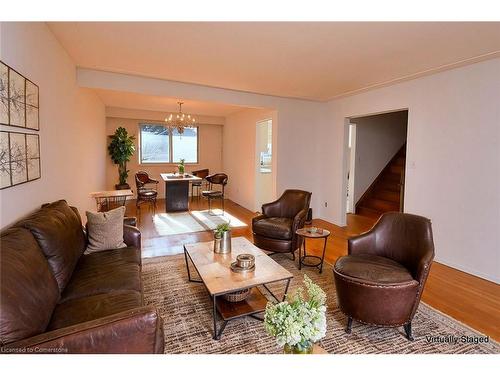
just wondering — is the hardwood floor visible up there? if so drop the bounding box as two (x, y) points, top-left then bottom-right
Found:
(126, 198), (500, 342)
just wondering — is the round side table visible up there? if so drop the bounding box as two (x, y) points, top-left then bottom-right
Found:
(295, 227), (331, 274)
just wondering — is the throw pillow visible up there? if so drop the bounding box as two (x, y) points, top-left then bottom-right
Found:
(85, 206), (127, 253)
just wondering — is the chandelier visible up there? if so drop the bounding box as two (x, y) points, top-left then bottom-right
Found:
(164, 101), (196, 134)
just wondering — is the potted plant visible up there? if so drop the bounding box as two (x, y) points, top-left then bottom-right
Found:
(178, 158), (185, 175)
(108, 127), (135, 190)
(213, 223), (231, 253)
(264, 275), (327, 354)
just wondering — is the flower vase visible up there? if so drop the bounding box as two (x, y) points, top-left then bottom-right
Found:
(219, 230), (232, 253)
(283, 340), (313, 354)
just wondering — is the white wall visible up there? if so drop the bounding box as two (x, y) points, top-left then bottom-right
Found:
(223, 108), (276, 211)
(351, 111), (407, 204)
(106, 110), (223, 198)
(0, 23), (106, 227)
(322, 58), (500, 283)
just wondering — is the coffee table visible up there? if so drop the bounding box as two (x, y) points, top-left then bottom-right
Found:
(183, 237), (293, 340)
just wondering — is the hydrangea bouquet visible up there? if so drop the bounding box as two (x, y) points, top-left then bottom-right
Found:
(264, 275), (327, 354)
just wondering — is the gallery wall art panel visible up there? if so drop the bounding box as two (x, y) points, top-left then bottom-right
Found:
(0, 131), (41, 189)
(0, 60), (39, 130)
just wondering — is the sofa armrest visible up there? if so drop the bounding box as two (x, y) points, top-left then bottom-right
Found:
(123, 225), (141, 250)
(124, 216), (137, 227)
(4, 307), (164, 354)
(348, 230), (376, 255)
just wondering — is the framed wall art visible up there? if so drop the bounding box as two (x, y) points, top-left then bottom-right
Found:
(0, 60), (39, 130)
(0, 131), (41, 189)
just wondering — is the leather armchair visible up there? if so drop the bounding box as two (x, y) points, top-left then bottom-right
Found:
(333, 212), (435, 340)
(252, 189), (312, 259)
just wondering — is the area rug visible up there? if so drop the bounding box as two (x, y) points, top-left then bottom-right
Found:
(152, 209), (247, 236)
(142, 253), (499, 354)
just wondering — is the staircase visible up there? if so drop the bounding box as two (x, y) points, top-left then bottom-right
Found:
(355, 144), (406, 219)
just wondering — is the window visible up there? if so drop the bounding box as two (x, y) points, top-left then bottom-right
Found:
(140, 125), (170, 163)
(172, 127), (198, 163)
(139, 124), (198, 164)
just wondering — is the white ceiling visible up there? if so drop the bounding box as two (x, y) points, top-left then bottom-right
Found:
(49, 22), (500, 101)
(93, 89), (244, 116)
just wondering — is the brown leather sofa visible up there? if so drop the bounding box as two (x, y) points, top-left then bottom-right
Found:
(252, 189), (312, 259)
(0, 200), (164, 353)
(333, 212), (435, 340)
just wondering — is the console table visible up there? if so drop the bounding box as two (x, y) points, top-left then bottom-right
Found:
(90, 189), (133, 212)
(160, 173), (202, 212)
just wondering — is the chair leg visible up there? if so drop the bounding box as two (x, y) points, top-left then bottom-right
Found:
(345, 316), (353, 334)
(404, 322), (414, 341)
(291, 250), (295, 261)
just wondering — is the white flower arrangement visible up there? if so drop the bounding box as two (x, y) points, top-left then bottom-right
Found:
(264, 275), (327, 348)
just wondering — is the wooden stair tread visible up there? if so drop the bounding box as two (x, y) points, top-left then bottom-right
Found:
(357, 206), (383, 219)
(365, 198), (399, 212)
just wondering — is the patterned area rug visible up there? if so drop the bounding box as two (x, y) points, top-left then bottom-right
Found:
(142, 253), (499, 354)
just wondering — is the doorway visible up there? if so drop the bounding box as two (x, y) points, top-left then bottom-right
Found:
(344, 110), (408, 221)
(255, 119), (273, 211)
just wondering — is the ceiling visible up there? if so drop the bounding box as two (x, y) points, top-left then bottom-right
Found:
(94, 89), (244, 117)
(49, 22), (500, 101)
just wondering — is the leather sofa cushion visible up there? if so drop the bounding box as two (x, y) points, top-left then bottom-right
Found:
(252, 217), (293, 240)
(16, 200), (86, 292)
(47, 291), (143, 331)
(334, 254), (416, 285)
(0, 227), (60, 345)
(60, 248), (142, 303)
(78, 246), (141, 269)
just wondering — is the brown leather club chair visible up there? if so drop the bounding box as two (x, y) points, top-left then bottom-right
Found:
(333, 212), (435, 341)
(252, 189), (312, 259)
(135, 171), (159, 214)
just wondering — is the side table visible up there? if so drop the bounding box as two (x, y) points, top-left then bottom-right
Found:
(295, 227), (331, 274)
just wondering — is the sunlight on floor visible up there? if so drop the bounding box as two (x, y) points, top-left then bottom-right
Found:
(191, 209), (247, 229)
(152, 209), (247, 236)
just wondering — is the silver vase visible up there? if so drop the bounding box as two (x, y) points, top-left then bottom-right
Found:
(219, 230), (232, 253)
(213, 236), (222, 252)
